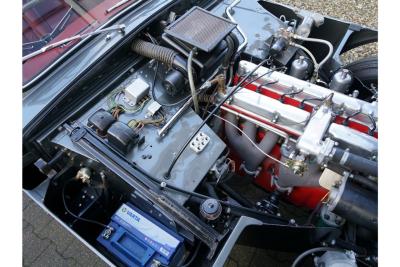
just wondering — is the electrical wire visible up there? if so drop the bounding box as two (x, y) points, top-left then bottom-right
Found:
(201, 86), (219, 120)
(127, 113), (165, 128)
(299, 96), (326, 109)
(200, 73), (226, 119)
(149, 60), (192, 107)
(356, 257), (374, 267)
(180, 242), (201, 267)
(142, 33), (185, 108)
(291, 247), (345, 267)
(305, 191), (330, 225)
(62, 179), (112, 229)
(144, 32), (194, 108)
(279, 88), (304, 102)
(366, 114), (377, 134)
(255, 80), (279, 93)
(241, 66), (287, 89)
(352, 74), (377, 96)
(106, 87), (150, 114)
(164, 58), (271, 178)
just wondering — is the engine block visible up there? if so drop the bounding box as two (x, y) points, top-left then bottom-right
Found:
(222, 60), (378, 208)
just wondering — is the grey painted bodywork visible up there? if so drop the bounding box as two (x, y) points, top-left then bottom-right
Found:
(23, 0), (175, 129)
(212, 216), (263, 267)
(211, 0), (286, 60)
(52, 62), (226, 204)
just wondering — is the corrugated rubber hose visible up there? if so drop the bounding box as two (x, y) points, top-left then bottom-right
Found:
(131, 39), (189, 77)
(131, 39), (177, 68)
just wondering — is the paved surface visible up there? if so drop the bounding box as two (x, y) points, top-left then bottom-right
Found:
(23, 193), (108, 267)
(23, 1), (377, 266)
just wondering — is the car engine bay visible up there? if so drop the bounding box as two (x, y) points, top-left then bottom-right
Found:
(23, 1), (378, 266)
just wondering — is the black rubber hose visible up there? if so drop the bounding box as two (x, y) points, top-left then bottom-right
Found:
(331, 148), (378, 177)
(351, 174), (377, 192)
(218, 183), (254, 208)
(180, 241), (201, 267)
(222, 35), (235, 69)
(332, 180), (377, 231)
(131, 39), (188, 76)
(204, 183), (219, 200)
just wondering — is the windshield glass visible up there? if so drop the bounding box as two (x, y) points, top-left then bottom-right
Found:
(23, 0), (136, 85)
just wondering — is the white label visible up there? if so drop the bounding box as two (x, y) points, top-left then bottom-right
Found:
(115, 204), (180, 257)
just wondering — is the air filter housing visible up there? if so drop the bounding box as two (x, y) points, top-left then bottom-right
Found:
(165, 6), (237, 52)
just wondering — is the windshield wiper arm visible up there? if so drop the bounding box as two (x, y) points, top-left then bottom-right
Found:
(22, 24), (126, 62)
(106, 0), (132, 14)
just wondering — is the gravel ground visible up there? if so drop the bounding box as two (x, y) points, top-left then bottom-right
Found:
(23, 1), (377, 266)
(276, 0), (378, 63)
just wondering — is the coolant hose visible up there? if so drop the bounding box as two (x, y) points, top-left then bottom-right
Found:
(131, 39), (188, 76)
(351, 174), (377, 192)
(222, 35), (236, 70)
(331, 148), (378, 177)
(225, 113), (279, 174)
(218, 183), (254, 208)
(330, 180), (377, 231)
(204, 183), (219, 200)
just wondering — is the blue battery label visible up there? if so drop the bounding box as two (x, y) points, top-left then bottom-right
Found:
(113, 204), (180, 259)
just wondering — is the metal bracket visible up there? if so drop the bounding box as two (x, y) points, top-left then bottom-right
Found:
(70, 127), (87, 142)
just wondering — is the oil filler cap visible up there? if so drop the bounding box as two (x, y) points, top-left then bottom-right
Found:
(200, 198), (222, 221)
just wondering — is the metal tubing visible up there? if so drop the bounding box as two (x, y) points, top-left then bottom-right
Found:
(293, 34), (334, 72)
(161, 33), (204, 68)
(188, 50), (200, 113)
(157, 97), (193, 137)
(221, 105), (290, 144)
(225, 0), (247, 52)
